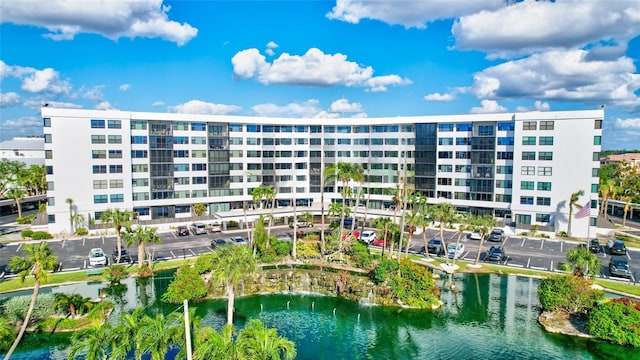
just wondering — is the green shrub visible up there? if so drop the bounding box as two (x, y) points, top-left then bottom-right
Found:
(162, 265), (207, 303)
(557, 231), (568, 237)
(227, 220), (239, 229)
(31, 231), (53, 240)
(272, 239), (292, 256)
(348, 241), (373, 269)
(2, 294), (58, 323)
(587, 298), (640, 347)
(104, 265), (127, 283)
(373, 258), (399, 283)
(20, 229), (33, 239)
(388, 259), (439, 308)
(557, 262), (572, 272)
(75, 227), (88, 236)
(194, 253), (215, 274)
(16, 216), (33, 225)
(0, 316), (15, 352)
(538, 275), (603, 314)
(295, 241), (320, 260)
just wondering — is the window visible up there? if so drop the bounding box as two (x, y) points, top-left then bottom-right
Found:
(537, 182), (552, 191)
(338, 138), (351, 145)
(522, 136), (536, 145)
(107, 119), (121, 129)
(92, 150), (106, 159)
(593, 136), (601, 145)
(91, 119), (105, 128)
(521, 166), (535, 175)
(110, 179), (123, 188)
(110, 194), (124, 203)
(496, 180), (512, 189)
(43, 117), (51, 127)
(496, 165), (513, 174)
(109, 150), (122, 159)
(132, 164), (148, 173)
(520, 196), (534, 205)
(438, 164), (453, 172)
(497, 137), (514, 145)
(538, 152), (553, 161)
(44, 134), (52, 143)
(192, 136), (206, 145)
(594, 119), (602, 129)
(93, 165), (107, 174)
(495, 194), (512, 203)
(47, 181), (54, 191)
(191, 122), (206, 131)
(455, 165), (471, 173)
(228, 123), (242, 132)
(592, 152), (600, 161)
(536, 197), (551, 206)
(247, 150), (261, 157)
(438, 151), (453, 159)
(192, 150), (206, 158)
(324, 139), (335, 145)
(539, 121), (554, 130)
(192, 176), (207, 184)
(539, 136), (554, 145)
(174, 177), (189, 185)
(277, 151), (292, 158)
(131, 121), (147, 130)
(438, 123), (454, 132)
(521, 181), (534, 190)
(455, 178), (471, 187)
(384, 151), (398, 157)
(246, 124), (261, 132)
(131, 150), (148, 158)
(336, 126), (351, 133)
(456, 151), (471, 159)
(132, 178), (149, 187)
(94, 195), (108, 204)
(133, 192), (150, 201)
(591, 183), (599, 193)
(477, 125), (494, 136)
(173, 150), (189, 158)
(93, 180), (108, 189)
(437, 178), (452, 186)
(497, 122), (514, 131)
(46, 165), (53, 175)
(523, 121), (537, 130)
(310, 138), (321, 145)
(174, 164), (189, 171)
(173, 136), (189, 144)
(456, 123), (472, 131)
(385, 138), (399, 145)
(48, 197), (55, 206)
(496, 152), (513, 160)
(522, 152), (536, 160)
(592, 168), (599, 177)
(536, 213), (550, 223)
(537, 167), (552, 176)
(108, 135), (122, 144)
(109, 165), (123, 173)
(91, 135), (106, 144)
(591, 199), (598, 210)
(438, 138), (453, 145)
(131, 136), (147, 144)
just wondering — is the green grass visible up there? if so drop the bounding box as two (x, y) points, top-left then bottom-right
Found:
(614, 232), (640, 248)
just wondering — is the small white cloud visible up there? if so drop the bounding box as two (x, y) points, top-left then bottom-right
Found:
(95, 101), (116, 110)
(265, 41), (278, 56)
(329, 98), (364, 113)
(470, 100), (507, 114)
(252, 99), (325, 118)
(82, 85), (104, 101)
(351, 112), (368, 118)
(0, 92), (21, 107)
(23, 98), (82, 110)
(0, 0), (198, 45)
(614, 118), (640, 129)
(119, 83), (131, 91)
(21, 67), (71, 94)
(1, 116), (41, 128)
(152, 100), (165, 107)
(423, 92), (455, 101)
(515, 101), (551, 112)
(169, 100), (241, 115)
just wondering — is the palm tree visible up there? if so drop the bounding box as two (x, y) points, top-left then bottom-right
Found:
(193, 203), (207, 217)
(66, 198), (74, 234)
(237, 319), (297, 360)
(374, 217), (392, 257)
(137, 312), (181, 360)
(567, 190), (585, 237)
(111, 307), (145, 360)
(264, 185), (276, 238)
(429, 203), (457, 264)
(72, 213), (86, 231)
(403, 206), (422, 259)
(472, 214), (496, 266)
(599, 178), (616, 216)
(193, 325), (236, 360)
(67, 322), (114, 360)
(0, 317), (15, 354)
(122, 226), (162, 267)
(453, 212), (471, 261)
(101, 208), (134, 264)
(566, 246), (601, 277)
(4, 242), (59, 360)
(348, 164), (364, 233)
(6, 187), (25, 219)
(210, 245), (256, 325)
(54, 293), (93, 317)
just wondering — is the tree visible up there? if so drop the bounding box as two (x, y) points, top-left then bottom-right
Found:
(566, 246), (601, 277)
(210, 245), (257, 325)
(472, 214), (496, 266)
(122, 226), (162, 268)
(137, 312), (181, 360)
(374, 217), (393, 257)
(538, 275), (602, 314)
(162, 264), (208, 303)
(66, 198), (75, 234)
(6, 187), (25, 219)
(101, 208), (134, 264)
(403, 206), (422, 259)
(429, 203), (457, 263)
(599, 178), (617, 216)
(111, 307), (145, 360)
(193, 203), (207, 217)
(237, 319), (297, 360)
(193, 325), (236, 360)
(54, 293), (93, 317)
(0, 159), (23, 199)
(0, 317), (15, 354)
(567, 190), (585, 237)
(4, 242), (59, 360)
(67, 322), (114, 360)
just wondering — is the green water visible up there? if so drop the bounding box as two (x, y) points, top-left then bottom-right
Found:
(5, 273), (640, 359)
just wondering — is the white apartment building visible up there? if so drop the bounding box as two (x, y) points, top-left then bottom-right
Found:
(41, 108), (603, 237)
(0, 136), (45, 166)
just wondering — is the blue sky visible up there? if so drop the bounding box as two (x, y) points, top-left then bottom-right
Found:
(1, 0), (639, 150)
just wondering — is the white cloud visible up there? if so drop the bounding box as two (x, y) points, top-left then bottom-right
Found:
(21, 67), (72, 94)
(515, 101), (551, 112)
(119, 83), (131, 91)
(423, 92), (455, 101)
(152, 100), (165, 107)
(0, 116), (41, 128)
(471, 49), (640, 109)
(326, 0), (504, 29)
(169, 100), (241, 115)
(265, 41), (279, 56)
(95, 101), (116, 110)
(0, 92), (21, 107)
(23, 98), (82, 110)
(232, 47), (411, 92)
(0, 0), (198, 45)
(252, 99), (325, 118)
(82, 85), (104, 101)
(470, 100), (507, 114)
(453, 1), (640, 57)
(614, 118), (640, 129)
(329, 98), (363, 113)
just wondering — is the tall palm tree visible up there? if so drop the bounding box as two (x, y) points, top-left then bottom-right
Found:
(348, 164), (365, 233)
(374, 217), (392, 257)
(111, 307), (146, 360)
(264, 185), (276, 239)
(567, 190), (585, 237)
(6, 187), (25, 219)
(429, 203), (457, 264)
(622, 195), (633, 227)
(237, 319), (297, 360)
(137, 312), (181, 360)
(210, 245), (256, 325)
(4, 242), (58, 360)
(122, 226), (162, 267)
(472, 214), (496, 266)
(193, 325), (236, 360)
(67, 322), (114, 360)
(403, 206), (422, 259)
(599, 178), (616, 216)
(101, 208), (134, 264)
(453, 212), (471, 262)
(66, 198), (74, 234)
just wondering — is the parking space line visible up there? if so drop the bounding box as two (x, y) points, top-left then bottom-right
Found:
(531, 266), (547, 271)
(170, 250), (176, 258)
(82, 238), (85, 247)
(509, 263), (524, 268)
(526, 258), (531, 268)
(83, 260), (86, 269)
(550, 261), (554, 272)
(521, 238), (526, 247)
(560, 242), (563, 252)
(61, 239), (66, 248)
(16, 243), (22, 252)
(627, 252), (632, 260)
(540, 240), (544, 250)
(189, 249), (197, 256)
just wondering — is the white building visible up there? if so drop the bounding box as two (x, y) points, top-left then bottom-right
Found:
(41, 107), (603, 237)
(0, 136), (45, 166)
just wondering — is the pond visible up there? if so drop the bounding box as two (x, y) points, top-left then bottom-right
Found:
(3, 271), (640, 360)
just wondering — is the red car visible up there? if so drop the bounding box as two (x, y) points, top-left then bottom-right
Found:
(371, 238), (390, 248)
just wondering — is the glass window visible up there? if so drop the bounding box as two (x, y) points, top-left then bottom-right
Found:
(192, 136), (207, 145)
(109, 165), (123, 173)
(539, 136), (554, 145)
(338, 138), (351, 145)
(110, 179), (123, 188)
(229, 123), (243, 132)
(107, 119), (121, 129)
(592, 152), (600, 161)
(246, 124), (261, 132)
(539, 121), (554, 130)
(591, 183), (599, 193)
(522, 136), (536, 145)
(48, 197), (55, 206)
(438, 123), (454, 132)
(594, 119), (602, 129)
(110, 194), (124, 203)
(497, 122), (514, 131)
(438, 164), (453, 172)
(520, 181), (534, 190)
(191, 122), (206, 131)
(536, 197), (551, 206)
(44, 134), (52, 143)
(92, 150), (106, 159)
(109, 150), (122, 159)
(438, 151), (453, 159)
(538, 152), (553, 161)
(91, 119), (105, 128)
(523, 121), (537, 130)
(91, 135), (106, 144)
(478, 125), (494, 136)
(455, 123), (472, 131)
(173, 136), (189, 144)
(497, 137), (514, 145)
(456, 137), (470, 145)
(132, 178), (149, 187)
(496, 152), (513, 160)
(94, 195), (108, 204)
(537, 182), (552, 191)
(131, 121), (147, 130)
(536, 213), (550, 222)
(592, 168), (599, 177)
(537, 167), (552, 176)
(192, 176), (207, 184)
(92, 165), (107, 174)
(132, 164), (149, 173)
(43, 118), (51, 127)
(496, 165), (513, 174)
(247, 137), (260, 145)
(520, 196), (534, 205)
(521, 166), (535, 175)
(131, 136), (147, 144)
(93, 180), (108, 189)
(438, 137), (454, 145)
(522, 152), (536, 160)
(132, 150), (148, 158)
(593, 136), (601, 145)
(108, 135), (122, 144)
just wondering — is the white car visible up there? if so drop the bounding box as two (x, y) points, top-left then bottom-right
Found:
(469, 230), (482, 240)
(191, 222), (207, 235)
(359, 230), (377, 244)
(89, 248), (107, 267)
(448, 244), (465, 259)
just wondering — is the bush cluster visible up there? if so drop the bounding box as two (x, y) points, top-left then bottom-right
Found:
(20, 229), (33, 239)
(587, 298), (640, 347)
(75, 227), (88, 235)
(348, 241), (373, 269)
(538, 275), (603, 314)
(31, 231), (53, 240)
(372, 258), (399, 283)
(16, 215), (35, 225)
(388, 259), (439, 308)
(259, 239), (293, 263)
(2, 294), (58, 324)
(162, 265), (207, 303)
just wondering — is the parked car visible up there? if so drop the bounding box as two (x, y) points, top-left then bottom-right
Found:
(469, 230), (482, 240)
(488, 229), (504, 242)
(589, 238), (601, 253)
(289, 219), (313, 228)
(208, 222), (222, 232)
(191, 222), (207, 235)
(371, 238), (390, 249)
(448, 243), (465, 259)
(211, 238), (228, 248)
(176, 225), (190, 236)
(112, 246), (131, 263)
(230, 236), (248, 246)
(89, 248), (107, 267)
(609, 258), (631, 279)
(359, 231), (377, 244)
(486, 246), (506, 262)
(606, 240), (627, 256)
(427, 238), (444, 256)
(332, 218), (354, 227)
